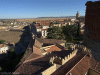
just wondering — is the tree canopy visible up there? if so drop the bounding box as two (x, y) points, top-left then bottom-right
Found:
(77, 23), (81, 38)
(47, 23), (83, 42)
(47, 26), (62, 39)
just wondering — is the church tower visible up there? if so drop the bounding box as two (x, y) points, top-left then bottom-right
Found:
(76, 11), (80, 19)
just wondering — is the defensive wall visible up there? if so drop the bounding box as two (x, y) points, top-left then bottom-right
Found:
(40, 64), (56, 75)
(40, 43), (92, 75)
(49, 49), (78, 65)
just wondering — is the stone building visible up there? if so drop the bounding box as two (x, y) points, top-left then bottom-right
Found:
(0, 44), (9, 54)
(76, 11), (85, 22)
(84, 1), (100, 53)
(76, 11), (80, 19)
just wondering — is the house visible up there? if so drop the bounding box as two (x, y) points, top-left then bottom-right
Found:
(33, 38), (66, 55)
(32, 21), (50, 38)
(71, 18), (76, 22)
(0, 26), (7, 29)
(11, 22), (13, 25)
(53, 22), (62, 27)
(80, 22), (85, 28)
(0, 44), (9, 54)
(0, 22), (3, 25)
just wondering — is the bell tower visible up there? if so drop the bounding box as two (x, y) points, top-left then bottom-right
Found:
(76, 11), (80, 19)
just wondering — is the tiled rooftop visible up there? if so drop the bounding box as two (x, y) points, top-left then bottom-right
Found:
(66, 55), (90, 75)
(33, 45), (43, 56)
(46, 45), (62, 53)
(0, 44), (8, 48)
(95, 62), (100, 72)
(36, 38), (66, 45)
(51, 54), (85, 75)
(14, 50), (72, 75)
(24, 53), (41, 63)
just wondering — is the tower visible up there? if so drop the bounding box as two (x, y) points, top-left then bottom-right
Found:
(84, 1), (100, 53)
(76, 11), (80, 19)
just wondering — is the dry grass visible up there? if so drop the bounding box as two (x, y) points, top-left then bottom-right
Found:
(0, 31), (23, 43)
(17, 18), (67, 23)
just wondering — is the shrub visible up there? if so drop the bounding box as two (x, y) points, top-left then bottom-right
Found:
(10, 48), (14, 52)
(0, 67), (2, 71)
(0, 40), (5, 44)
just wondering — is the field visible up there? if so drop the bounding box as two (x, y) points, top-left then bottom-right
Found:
(0, 31), (23, 43)
(17, 18), (67, 23)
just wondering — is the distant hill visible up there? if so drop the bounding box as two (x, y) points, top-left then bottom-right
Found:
(37, 16), (76, 18)
(0, 16), (85, 20)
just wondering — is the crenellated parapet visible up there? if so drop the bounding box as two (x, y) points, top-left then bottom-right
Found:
(69, 44), (91, 55)
(49, 49), (78, 65)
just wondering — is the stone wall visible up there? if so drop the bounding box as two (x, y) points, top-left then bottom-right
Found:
(84, 1), (100, 53)
(60, 43), (65, 47)
(34, 39), (43, 48)
(49, 49), (78, 65)
(70, 44), (91, 55)
(41, 64), (56, 75)
(70, 43), (100, 61)
(62, 49), (78, 65)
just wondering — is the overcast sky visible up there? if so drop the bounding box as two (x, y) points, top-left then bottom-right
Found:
(0, 0), (99, 19)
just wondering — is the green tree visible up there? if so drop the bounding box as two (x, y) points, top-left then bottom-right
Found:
(47, 26), (62, 39)
(0, 67), (2, 71)
(0, 40), (5, 44)
(77, 23), (81, 38)
(33, 21), (36, 24)
(66, 35), (73, 42)
(49, 22), (54, 27)
(10, 48), (14, 52)
(62, 24), (77, 38)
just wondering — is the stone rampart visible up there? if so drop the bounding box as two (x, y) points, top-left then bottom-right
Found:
(41, 64), (56, 75)
(49, 49), (78, 65)
(69, 44), (91, 54)
(62, 49), (78, 65)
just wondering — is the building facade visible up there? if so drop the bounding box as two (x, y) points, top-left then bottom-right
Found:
(0, 44), (9, 54)
(76, 11), (80, 19)
(84, 1), (100, 53)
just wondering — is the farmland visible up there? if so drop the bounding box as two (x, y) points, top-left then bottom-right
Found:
(0, 31), (23, 43)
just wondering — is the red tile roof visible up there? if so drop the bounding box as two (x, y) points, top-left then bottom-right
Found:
(96, 62), (100, 72)
(14, 50), (72, 75)
(90, 56), (97, 69)
(24, 53), (41, 63)
(42, 29), (48, 30)
(46, 45), (62, 53)
(40, 22), (50, 26)
(66, 55), (90, 75)
(0, 44), (8, 48)
(36, 38), (66, 45)
(51, 54), (85, 75)
(33, 45), (43, 56)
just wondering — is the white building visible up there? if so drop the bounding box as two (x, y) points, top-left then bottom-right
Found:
(0, 44), (9, 54)
(37, 28), (42, 32)
(42, 29), (48, 38)
(71, 19), (76, 22)
(42, 26), (49, 29)
(41, 26), (49, 38)
(13, 25), (18, 28)
(11, 22), (14, 25)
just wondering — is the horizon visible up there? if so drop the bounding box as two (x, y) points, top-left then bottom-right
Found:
(0, 15), (85, 19)
(0, 0), (98, 19)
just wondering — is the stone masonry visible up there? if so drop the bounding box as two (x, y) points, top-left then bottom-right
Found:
(84, 1), (100, 61)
